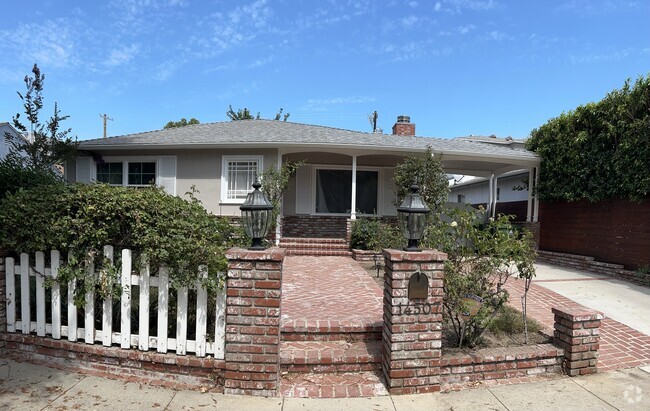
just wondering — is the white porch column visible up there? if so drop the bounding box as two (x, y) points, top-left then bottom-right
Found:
(492, 175), (499, 219)
(526, 168), (534, 222)
(350, 155), (358, 220)
(275, 150), (282, 245)
(487, 174), (494, 218)
(533, 166), (540, 222)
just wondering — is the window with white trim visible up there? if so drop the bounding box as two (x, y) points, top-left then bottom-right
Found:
(94, 160), (157, 187)
(222, 155), (263, 203)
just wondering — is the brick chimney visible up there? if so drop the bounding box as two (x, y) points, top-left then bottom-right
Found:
(392, 115), (415, 136)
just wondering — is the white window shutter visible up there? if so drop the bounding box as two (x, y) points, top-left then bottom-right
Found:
(76, 157), (92, 183)
(295, 165), (311, 214)
(158, 156), (177, 195)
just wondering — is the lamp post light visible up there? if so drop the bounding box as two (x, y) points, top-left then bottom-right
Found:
(239, 179), (274, 250)
(397, 183), (431, 252)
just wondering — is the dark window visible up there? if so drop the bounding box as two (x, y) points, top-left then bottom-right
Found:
(315, 169), (378, 214)
(128, 162), (156, 186)
(96, 162), (123, 185)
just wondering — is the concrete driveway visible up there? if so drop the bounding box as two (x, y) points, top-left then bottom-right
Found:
(533, 263), (650, 336)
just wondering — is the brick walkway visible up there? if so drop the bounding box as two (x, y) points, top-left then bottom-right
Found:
(504, 278), (650, 371)
(281, 256), (383, 334)
(278, 256), (650, 397)
(279, 256), (386, 398)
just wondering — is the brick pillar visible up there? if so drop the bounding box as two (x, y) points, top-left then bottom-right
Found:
(382, 249), (447, 395)
(521, 222), (540, 250)
(552, 307), (603, 376)
(224, 247), (284, 396)
(0, 256), (6, 350)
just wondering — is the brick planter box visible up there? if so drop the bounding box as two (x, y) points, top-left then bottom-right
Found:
(352, 249), (381, 262)
(1, 333), (226, 391)
(440, 343), (563, 389)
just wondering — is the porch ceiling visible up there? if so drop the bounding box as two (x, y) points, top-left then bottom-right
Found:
(283, 148), (537, 177)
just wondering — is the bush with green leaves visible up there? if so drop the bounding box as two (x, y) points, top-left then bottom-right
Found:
(0, 160), (64, 201)
(350, 217), (402, 251)
(393, 145), (449, 208)
(0, 183), (243, 306)
(527, 74), (650, 202)
(424, 207), (536, 347)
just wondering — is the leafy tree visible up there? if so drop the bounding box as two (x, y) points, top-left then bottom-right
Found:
(527, 74), (650, 202)
(226, 105), (290, 121)
(4, 64), (77, 169)
(393, 146), (449, 209)
(259, 160), (304, 230)
(163, 117), (200, 129)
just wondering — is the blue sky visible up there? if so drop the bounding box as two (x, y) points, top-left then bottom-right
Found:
(1, 0), (648, 140)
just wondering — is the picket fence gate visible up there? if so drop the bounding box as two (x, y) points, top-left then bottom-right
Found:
(4, 246), (226, 359)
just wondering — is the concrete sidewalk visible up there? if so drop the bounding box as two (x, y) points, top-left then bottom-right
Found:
(1, 358), (649, 411)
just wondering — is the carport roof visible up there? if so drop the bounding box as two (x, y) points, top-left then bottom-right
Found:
(78, 120), (539, 175)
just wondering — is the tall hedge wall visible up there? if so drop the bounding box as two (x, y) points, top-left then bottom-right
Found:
(527, 74), (650, 202)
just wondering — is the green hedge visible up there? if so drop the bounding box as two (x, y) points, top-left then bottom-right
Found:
(0, 183), (243, 291)
(527, 74), (650, 202)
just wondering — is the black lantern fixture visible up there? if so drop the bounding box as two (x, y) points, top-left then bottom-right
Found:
(397, 183), (431, 252)
(239, 179), (274, 250)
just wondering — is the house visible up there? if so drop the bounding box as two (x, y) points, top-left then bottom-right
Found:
(0, 122), (24, 160)
(448, 170), (530, 222)
(71, 116), (541, 247)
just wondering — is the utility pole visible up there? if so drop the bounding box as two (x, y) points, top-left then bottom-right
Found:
(99, 113), (113, 138)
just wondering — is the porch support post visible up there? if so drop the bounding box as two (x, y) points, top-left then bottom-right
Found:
(533, 166), (540, 222)
(275, 150), (282, 246)
(526, 168), (534, 222)
(492, 175), (499, 219)
(350, 155), (357, 220)
(487, 174), (494, 218)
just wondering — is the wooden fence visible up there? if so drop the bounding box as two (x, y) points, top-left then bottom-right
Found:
(4, 246), (226, 358)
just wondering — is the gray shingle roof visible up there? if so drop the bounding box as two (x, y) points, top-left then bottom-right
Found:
(79, 120), (537, 160)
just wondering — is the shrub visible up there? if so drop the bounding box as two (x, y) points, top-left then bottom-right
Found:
(0, 160), (64, 201)
(424, 207), (536, 347)
(489, 305), (541, 336)
(0, 183), (243, 305)
(350, 218), (402, 251)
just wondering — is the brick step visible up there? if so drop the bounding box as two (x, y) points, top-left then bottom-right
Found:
(279, 242), (350, 250)
(281, 237), (347, 245)
(285, 249), (353, 257)
(282, 330), (381, 342)
(280, 370), (388, 398)
(280, 340), (382, 373)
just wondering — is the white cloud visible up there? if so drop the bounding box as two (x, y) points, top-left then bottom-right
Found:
(458, 24), (476, 34)
(408, 1), (418, 8)
(0, 18), (80, 69)
(433, 0), (499, 13)
(307, 96), (377, 105)
(105, 44), (140, 67)
(401, 15), (420, 27)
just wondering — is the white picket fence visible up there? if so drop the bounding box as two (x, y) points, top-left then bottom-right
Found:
(4, 246), (226, 359)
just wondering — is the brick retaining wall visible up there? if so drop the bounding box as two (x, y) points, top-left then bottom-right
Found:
(1, 333), (225, 390)
(538, 250), (649, 287)
(440, 343), (563, 388)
